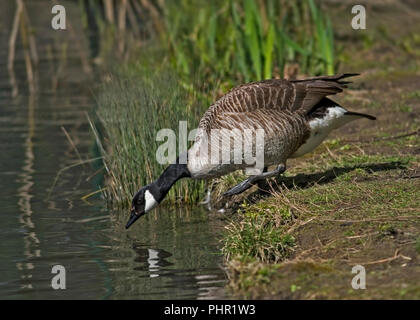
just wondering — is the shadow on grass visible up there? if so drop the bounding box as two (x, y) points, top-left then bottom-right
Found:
(242, 161), (408, 205)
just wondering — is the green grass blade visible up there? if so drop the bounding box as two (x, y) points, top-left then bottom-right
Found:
(263, 24), (275, 79)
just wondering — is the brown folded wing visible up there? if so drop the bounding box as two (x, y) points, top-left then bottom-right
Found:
(198, 73), (358, 133)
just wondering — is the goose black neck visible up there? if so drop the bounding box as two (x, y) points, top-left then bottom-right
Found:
(152, 161), (191, 200)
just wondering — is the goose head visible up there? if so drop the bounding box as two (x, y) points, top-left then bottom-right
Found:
(126, 185), (159, 229)
(125, 160), (192, 230)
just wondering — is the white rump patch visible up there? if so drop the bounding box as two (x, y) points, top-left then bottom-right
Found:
(309, 106), (347, 130)
(291, 106), (350, 158)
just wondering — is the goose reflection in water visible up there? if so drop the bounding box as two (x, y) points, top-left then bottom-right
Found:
(132, 245), (173, 278)
(130, 244), (226, 299)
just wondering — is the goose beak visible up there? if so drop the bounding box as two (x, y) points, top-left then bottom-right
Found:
(125, 208), (143, 229)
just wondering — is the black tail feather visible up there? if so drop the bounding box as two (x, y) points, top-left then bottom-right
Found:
(307, 97), (376, 120)
(344, 111), (376, 120)
(292, 73), (360, 86)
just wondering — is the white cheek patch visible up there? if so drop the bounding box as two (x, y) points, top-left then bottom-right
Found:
(144, 190), (158, 212)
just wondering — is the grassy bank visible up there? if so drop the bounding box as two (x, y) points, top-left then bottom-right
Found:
(222, 148), (419, 298)
(220, 0), (420, 297)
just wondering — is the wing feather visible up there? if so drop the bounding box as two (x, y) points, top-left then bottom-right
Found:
(198, 73), (359, 132)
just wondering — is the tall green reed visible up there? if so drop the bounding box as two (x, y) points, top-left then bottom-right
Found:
(162, 0), (335, 85)
(96, 65), (209, 207)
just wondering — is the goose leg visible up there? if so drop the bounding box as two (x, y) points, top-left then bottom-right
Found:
(224, 164), (286, 196)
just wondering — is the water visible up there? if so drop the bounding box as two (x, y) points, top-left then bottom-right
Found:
(0, 1), (227, 300)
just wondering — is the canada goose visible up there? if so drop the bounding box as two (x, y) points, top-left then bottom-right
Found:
(126, 73), (375, 229)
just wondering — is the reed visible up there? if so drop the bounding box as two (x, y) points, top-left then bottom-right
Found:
(162, 0), (336, 85)
(96, 65), (210, 207)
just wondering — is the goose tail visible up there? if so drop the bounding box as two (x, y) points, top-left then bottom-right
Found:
(344, 111), (376, 120)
